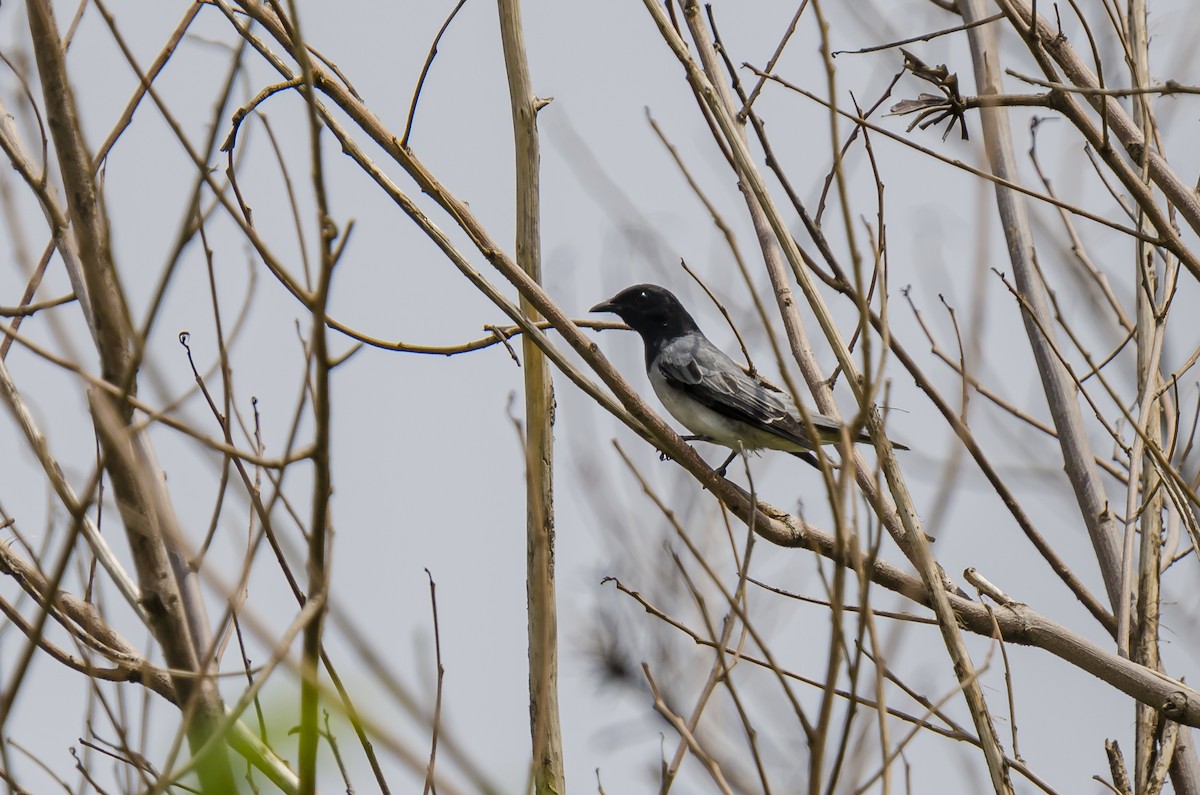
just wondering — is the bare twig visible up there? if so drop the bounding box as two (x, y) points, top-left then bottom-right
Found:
(422, 570), (445, 795)
(402, 0), (471, 147)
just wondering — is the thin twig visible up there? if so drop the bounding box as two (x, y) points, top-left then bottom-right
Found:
(422, 570), (445, 795)
(402, 0), (470, 148)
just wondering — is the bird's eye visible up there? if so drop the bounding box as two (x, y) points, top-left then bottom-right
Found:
(639, 291), (647, 299)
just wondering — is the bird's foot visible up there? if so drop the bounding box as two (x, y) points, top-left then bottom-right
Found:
(659, 435), (714, 464)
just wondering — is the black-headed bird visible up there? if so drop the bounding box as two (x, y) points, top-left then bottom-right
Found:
(591, 283), (906, 474)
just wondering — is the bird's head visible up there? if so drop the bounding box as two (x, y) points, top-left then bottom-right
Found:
(590, 284), (701, 342)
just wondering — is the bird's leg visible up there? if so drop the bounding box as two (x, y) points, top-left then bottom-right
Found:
(714, 450), (738, 477)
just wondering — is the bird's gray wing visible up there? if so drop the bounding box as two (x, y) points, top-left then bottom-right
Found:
(656, 336), (829, 448)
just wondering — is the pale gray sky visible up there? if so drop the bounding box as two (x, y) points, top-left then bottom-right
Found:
(2, 1), (1200, 793)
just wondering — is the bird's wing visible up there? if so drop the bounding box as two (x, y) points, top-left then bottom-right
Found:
(656, 336), (837, 448)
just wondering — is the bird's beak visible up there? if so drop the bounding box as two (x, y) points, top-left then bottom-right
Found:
(590, 298), (617, 313)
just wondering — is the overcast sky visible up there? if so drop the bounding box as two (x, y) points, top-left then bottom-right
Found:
(3, 1), (1200, 793)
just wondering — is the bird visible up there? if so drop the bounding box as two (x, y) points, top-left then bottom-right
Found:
(590, 283), (907, 476)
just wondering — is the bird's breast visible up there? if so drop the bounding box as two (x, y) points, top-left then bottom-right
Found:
(648, 367), (799, 451)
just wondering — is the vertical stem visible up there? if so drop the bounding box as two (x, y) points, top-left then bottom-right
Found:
(1127, 0), (1163, 788)
(496, 1), (564, 793)
(280, 0), (336, 791)
(1132, 260), (1164, 793)
(298, 227), (333, 795)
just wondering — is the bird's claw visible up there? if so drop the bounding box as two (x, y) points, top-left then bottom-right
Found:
(660, 436), (712, 463)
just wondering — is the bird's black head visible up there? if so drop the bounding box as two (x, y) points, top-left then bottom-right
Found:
(591, 284), (702, 347)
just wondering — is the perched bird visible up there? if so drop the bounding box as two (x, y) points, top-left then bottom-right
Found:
(591, 283), (907, 475)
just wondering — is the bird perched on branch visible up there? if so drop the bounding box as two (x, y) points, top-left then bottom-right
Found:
(591, 283), (907, 475)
